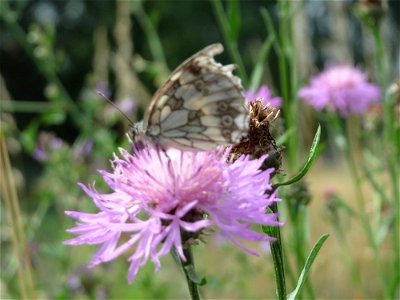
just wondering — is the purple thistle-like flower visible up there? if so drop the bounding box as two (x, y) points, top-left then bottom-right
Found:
(298, 65), (381, 117)
(246, 85), (282, 108)
(65, 143), (281, 283)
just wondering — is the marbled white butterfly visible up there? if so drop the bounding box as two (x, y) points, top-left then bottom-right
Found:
(135, 43), (249, 151)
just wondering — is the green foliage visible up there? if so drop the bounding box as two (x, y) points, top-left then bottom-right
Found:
(287, 234), (330, 300)
(1, 0), (399, 299)
(273, 125), (321, 189)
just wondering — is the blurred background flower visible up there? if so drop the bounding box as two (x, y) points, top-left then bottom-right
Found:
(33, 132), (64, 162)
(298, 65), (381, 117)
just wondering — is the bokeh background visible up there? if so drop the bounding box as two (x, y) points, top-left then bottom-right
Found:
(1, 0), (399, 299)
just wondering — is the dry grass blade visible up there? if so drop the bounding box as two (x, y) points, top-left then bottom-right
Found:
(0, 133), (36, 299)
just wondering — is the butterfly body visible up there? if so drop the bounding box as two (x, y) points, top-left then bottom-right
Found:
(140, 43), (249, 151)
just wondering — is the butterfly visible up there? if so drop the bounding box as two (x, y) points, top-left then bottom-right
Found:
(135, 43), (249, 151)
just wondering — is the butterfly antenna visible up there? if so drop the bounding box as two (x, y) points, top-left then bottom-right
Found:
(97, 91), (134, 127)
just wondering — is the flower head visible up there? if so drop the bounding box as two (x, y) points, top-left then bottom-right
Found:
(232, 100), (281, 174)
(65, 143), (280, 283)
(33, 132), (63, 162)
(246, 85), (282, 108)
(298, 65), (381, 117)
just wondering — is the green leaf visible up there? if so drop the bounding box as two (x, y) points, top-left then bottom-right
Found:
(209, 0), (248, 85)
(20, 120), (39, 152)
(249, 35), (274, 91)
(40, 112), (66, 125)
(132, 1), (166, 65)
(184, 265), (207, 286)
(287, 234), (329, 300)
(260, 8), (281, 55)
(262, 206), (279, 238)
(361, 164), (390, 204)
(330, 194), (358, 218)
(227, 0), (241, 40)
(273, 125), (321, 189)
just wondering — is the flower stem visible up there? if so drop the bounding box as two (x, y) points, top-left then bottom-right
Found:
(268, 202), (287, 300)
(171, 246), (201, 300)
(278, 0), (299, 170)
(329, 208), (365, 296)
(371, 20), (400, 298)
(209, 0), (248, 86)
(288, 205), (315, 299)
(344, 119), (391, 299)
(276, 3), (315, 295)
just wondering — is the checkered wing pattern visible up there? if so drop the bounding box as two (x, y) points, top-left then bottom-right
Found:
(143, 43), (249, 151)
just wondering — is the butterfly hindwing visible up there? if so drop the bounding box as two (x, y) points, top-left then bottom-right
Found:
(143, 43), (249, 151)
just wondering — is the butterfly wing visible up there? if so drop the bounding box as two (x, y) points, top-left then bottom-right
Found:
(144, 43), (249, 151)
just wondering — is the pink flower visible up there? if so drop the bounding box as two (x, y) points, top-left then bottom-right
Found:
(298, 65), (381, 117)
(246, 85), (282, 108)
(65, 143), (281, 283)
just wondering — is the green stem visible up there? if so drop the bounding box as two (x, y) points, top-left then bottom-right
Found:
(371, 20), (400, 298)
(209, 0), (248, 86)
(370, 26), (387, 92)
(278, 0), (297, 170)
(288, 5), (300, 171)
(288, 205), (315, 299)
(171, 246), (201, 300)
(0, 101), (55, 113)
(344, 120), (391, 299)
(278, 2), (314, 297)
(268, 202), (287, 300)
(389, 123), (400, 296)
(282, 239), (297, 289)
(132, 2), (167, 66)
(330, 209), (365, 295)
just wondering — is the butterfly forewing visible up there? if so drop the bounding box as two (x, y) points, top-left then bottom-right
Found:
(143, 43), (249, 151)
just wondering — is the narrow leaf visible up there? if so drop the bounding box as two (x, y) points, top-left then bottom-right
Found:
(362, 164), (390, 204)
(260, 8), (281, 55)
(227, 0), (241, 40)
(262, 207), (279, 238)
(287, 234), (329, 300)
(184, 265), (207, 286)
(209, 0), (248, 84)
(249, 35), (274, 91)
(273, 125), (321, 189)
